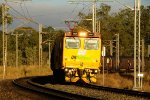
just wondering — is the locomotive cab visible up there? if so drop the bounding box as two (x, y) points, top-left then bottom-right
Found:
(51, 31), (101, 83)
(62, 31), (101, 83)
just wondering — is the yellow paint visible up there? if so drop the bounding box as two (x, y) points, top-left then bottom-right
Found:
(62, 34), (101, 83)
(63, 38), (101, 70)
(65, 76), (80, 82)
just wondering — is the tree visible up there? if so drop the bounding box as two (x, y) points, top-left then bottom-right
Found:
(77, 4), (150, 56)
(25, 47), (37, 65)
(0, 4), (13, 65)
(141, 6), (150, 45)
(0, 4), (13, 26)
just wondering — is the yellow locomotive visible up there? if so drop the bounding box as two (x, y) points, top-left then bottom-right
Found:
(51, 31), (101, 83)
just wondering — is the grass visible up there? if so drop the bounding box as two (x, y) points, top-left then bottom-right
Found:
(96, 73), (150, 92)
(0, 65), (53, 79)
(97, 73), (133, 89)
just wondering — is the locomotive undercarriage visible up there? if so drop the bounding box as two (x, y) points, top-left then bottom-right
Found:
(64, 68), (99, 83)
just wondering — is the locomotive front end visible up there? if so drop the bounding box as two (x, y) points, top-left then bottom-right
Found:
(63, 31), (101, 83)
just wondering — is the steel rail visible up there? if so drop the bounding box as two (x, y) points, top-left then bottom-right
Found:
(76, 83), (150, 99)
(28, 75), (150, 99)
(13, 76), (99, 100)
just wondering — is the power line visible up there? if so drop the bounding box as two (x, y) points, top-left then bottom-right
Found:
(23, 1), (32, 20)
(5, 1), (39, 25)
(19, 2), (27, 18)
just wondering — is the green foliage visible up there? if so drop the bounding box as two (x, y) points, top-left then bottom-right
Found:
(25, 47), (37, 65)
(0, 31), (2, 65)
(7, 51), (15, 66)
(78, 4), (150, 56)
(145, 61), (150, 72)
(0, 5), (13, 26)
(0, 25), (64, 66)
(141, 6), (150, 45)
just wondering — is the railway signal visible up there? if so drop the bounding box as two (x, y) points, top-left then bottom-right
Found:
(102, 33), (120, 71)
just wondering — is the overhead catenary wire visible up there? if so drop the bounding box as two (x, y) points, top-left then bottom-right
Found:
(19, 2), (27, 18)
(63, 1), (94, 31)
(73, 3), (92, 21)
(65, 1), (93, 27)
(4, 1), (39, 25)
(20, 1), (32, 27)
(5, 1), (57, 30)
(64, 3), (92, 32)
(23, 1), (32, 20)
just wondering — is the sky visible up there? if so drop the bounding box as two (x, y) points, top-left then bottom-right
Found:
(0, 0), (150, 31)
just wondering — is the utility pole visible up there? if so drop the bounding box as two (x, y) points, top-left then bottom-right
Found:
(39, 24), (42, 68)
(133, 0), (137, 89)
(137, 0), (141, 89)
(3, 0), (34, 70)
(102, 46), (106, 86)
(49, 42), (51, 67)
(141, 39), (144, 72)
(115, 33), (119, 70)
(68, 0), (113, 33)
(96, 20), (100, 33)
(48, 40), (54, 67)
(110, 40), (113, 56)
(114, 0), (142, 90)
(92, 0), (96, 33)
(2, 3), (9, 79)
(16, 32), (18, 68)
(68, 0), (96, 32)
(133, 0), (141, 89)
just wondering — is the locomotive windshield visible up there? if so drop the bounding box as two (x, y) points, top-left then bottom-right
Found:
(84, 38), (99, 50)
(66, 38), (80, 49)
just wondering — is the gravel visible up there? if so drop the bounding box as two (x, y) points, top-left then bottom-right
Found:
(44, 83), (148, 100)
(0, 79), (50, 100)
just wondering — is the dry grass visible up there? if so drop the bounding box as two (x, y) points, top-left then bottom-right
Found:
(0, 66), (53, 79)
(97, 73), (133, 89)
(96, 73), (150, 92)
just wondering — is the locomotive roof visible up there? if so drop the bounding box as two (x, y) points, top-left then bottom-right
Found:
(65, 31), (101, 38)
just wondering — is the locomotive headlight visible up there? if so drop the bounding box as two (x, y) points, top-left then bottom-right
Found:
(94, 69), (98, 73)
(79, 32), (87, 37)
(65, 68), (68, 72)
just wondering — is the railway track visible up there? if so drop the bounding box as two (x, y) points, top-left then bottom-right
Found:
(79, 83), (150, 98)
(13, 75), (150, 99)
(24, 75), (150, 99)
(13, 76), (99, 100)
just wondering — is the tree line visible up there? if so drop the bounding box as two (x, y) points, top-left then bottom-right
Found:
(78, 4), (150, 57)
(0, 4), (150, 67)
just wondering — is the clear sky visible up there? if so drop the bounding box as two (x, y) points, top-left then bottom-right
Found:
(1, 0), (150, 30)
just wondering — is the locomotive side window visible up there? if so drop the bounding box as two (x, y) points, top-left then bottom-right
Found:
(66, 38), (80, 49)
(84, 38), (99, 50)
